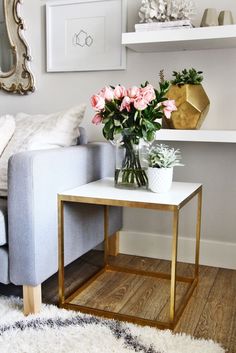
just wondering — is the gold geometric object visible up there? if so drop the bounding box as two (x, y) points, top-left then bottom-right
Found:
(165, 84), (210, 129)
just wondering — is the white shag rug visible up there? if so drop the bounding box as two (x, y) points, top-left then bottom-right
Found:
(0, 296), (225, 353)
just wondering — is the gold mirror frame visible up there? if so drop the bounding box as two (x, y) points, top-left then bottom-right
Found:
(0, 0), (35, 94)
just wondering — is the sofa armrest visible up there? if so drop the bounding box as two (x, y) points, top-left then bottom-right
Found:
(8, 142), (119, 286)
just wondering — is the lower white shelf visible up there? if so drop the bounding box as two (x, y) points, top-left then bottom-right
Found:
(155, 129), (236, 143)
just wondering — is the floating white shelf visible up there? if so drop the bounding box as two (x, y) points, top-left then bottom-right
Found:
(155, 129), (236, 143)
(122, 24), (236, 52)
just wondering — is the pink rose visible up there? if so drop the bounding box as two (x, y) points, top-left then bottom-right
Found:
(120, 96), (131, 112)
(99, 86), (114, 101)
(92, 113), (103, 125)
(134, 97), (148, 111)
(141, 84), (156, 103)
(127, 86), (140, 99)
(91, 94), (105, 111)
(114, 85), (126, 100)
(162, 100), (177, 119)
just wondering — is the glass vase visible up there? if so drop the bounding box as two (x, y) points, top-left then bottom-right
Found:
(114, 133), (148, 189)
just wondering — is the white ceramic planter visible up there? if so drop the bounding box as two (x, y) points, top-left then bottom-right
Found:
(147, 167), (173, 193)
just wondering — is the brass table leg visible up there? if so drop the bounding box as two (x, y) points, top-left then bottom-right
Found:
(169, 187), (202, 325)
(104, 205), (109, 266)
(170, 208), (179, 323)
(195, 188), (202, 279)
(58, 198), (65, 307)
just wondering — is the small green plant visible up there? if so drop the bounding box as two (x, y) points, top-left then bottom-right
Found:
(171, 68), (203, 85)
(148, 144), (183, 168)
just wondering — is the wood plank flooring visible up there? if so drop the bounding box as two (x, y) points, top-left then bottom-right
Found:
(41, 252), (236, 353)
(0, 252), (235, 352)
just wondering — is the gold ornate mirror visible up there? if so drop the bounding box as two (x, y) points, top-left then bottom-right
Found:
(0, 0), (35, 94)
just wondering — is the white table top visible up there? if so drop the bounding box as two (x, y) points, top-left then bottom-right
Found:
(59, 178), (202, 210)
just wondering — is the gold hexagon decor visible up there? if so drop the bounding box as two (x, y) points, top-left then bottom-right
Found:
(165, 84), (210, 129)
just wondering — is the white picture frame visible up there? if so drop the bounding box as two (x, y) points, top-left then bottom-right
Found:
(46, 0), (127, 72)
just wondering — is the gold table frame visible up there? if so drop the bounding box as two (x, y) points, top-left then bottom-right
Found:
(58, 182), (202, 330)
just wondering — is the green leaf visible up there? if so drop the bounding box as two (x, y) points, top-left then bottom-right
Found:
(107, 112), (114, 118)
(141, 128), (147, 140)
(103, 119), (113, 134)
(147, 130), (155, 141)
(114, 127), (122, 135)
(143, 119), (155, 130)
(114, 120), (121, 127)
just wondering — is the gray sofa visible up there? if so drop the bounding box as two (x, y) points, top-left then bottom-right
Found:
(0, 128), (122, 314)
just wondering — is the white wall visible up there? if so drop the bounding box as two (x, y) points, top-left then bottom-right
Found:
(1, 0), (236, 268)
(2, 0), (236, 134)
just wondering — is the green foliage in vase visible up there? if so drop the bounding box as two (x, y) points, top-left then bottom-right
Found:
(148, 144), (183, 168)
(171, 68), (203, 86)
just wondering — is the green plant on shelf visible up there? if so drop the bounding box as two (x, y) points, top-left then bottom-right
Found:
(171, 68), (203, 86)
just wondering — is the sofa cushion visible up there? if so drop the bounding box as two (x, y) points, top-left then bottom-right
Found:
(0, 198), (7, 246)
(0, 115), (15, 157)
(0, 105), (86, 196)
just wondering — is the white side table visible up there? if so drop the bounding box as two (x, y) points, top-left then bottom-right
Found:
(58, 178), (202, 329)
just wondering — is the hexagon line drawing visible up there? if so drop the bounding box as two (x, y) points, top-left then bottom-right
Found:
(73, 29), (94, 48)
(86, 35), (93, 47)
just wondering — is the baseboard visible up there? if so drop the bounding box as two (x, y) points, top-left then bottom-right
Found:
(120, 231), (236, 270)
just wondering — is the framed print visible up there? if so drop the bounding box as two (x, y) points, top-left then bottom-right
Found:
(46, 0), (127, 72)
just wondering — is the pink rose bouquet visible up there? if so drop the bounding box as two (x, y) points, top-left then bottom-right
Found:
(91, 80), (177, 188)
(91, 80), (176, 143)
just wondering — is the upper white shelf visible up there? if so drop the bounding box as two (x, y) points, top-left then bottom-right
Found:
(155, 129), (236, 143)
(122, 24), (236, 52)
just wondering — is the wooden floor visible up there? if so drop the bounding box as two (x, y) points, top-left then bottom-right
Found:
(41, 252), (236, 353)
(0, 252), (235, 352)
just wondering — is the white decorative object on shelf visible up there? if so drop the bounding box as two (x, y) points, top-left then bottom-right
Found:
(218, 10), (234, 26)
(138, 0), (195, 23)
(135, 19), (193, 32)
(200, 8), (218, 27)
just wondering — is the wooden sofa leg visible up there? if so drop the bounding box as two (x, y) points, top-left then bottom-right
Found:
(108, 232), (120, 256)
(23, 285), (42, 315)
